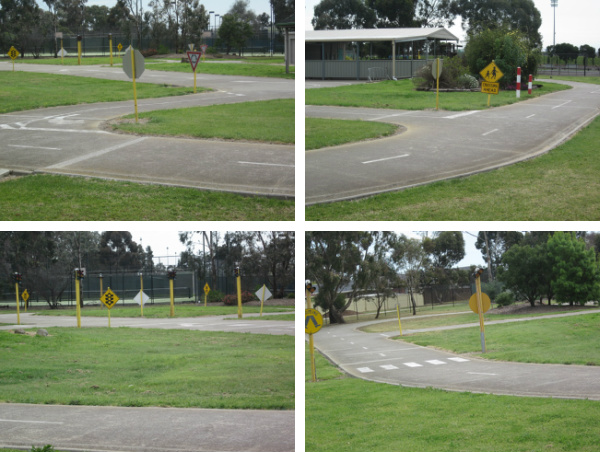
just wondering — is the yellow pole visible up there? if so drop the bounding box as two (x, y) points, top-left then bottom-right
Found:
(139, 273), (144, 317)
(77, 36), (82, 65)
(108, 308), (111, 328)
(109, 34), (113, 67)
(475, 271), (486, 353)
(435, 58), (440, 111)
(306, 284), (316, 382)
(236, 271), (242, 319)
(259, 285), (265, 317)
(169, 278), (175, 317)
(14, 282), (20, 326)
(193, 69), (197, 94)
(131, 47), (139, 123)
(396, 303), (403, 336)
(487, 94), (491, 107)
(204, 291), (207, 307)
(75, 274), (81, 328)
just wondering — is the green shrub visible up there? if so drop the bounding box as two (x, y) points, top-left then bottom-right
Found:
(413, 56), (471, 89)
(207, 289), (225, 303)
(157, 44), (170, 55)
(223, 291), (257, 305)
(496, 291), (515, 307)
(286, 292), (295, 298)
(31, 446), (55, 452)
(457, 74), (479, 89)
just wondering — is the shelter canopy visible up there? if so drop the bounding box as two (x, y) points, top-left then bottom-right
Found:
(305, 28), (459, 44)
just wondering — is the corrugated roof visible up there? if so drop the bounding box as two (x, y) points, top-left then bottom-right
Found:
(305, 28), (459, 43)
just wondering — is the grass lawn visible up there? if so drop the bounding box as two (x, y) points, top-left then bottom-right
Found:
(0, 174), (294, 221)
(399, 312), (600, 365)
(359, 306), (590, 333)
(306, 345), (600, 452)
(113, 99), (294, 144)
(0, 72), (195, 114)
(305, 117), (398, 150)
(0, 327), (294, 409)
(146, 61), (294, 79)
(15, 56), (119, 65)
(306, 113), (600, 220)
(305, 79), (569, 111)
(30, 304), (294, 318)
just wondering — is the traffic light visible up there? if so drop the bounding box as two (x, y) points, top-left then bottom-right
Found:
(11, 272), (22, 284)
(306, 281), (316, 293)
(472, 268), (484, 279)
(234, 267), (240, 278)
(167, 270), (177, 280)
(75, 269), (85, 280)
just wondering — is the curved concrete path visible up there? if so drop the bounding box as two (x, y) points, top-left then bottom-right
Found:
(305, 79), (600, 204)
(313, 311), (600, 400)
(0, 403), (294, 452)
(0, 62), (294, 198)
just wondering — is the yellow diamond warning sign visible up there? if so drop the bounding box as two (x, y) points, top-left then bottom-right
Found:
(480, 61), (503, 82)
(101, 288), (120, 309)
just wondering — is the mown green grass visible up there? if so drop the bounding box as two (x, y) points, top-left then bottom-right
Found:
(305, 79), (569, 111)
(305, 117), (398, 150)
(147, 60), (294, 78)
(306, 345), (600, 452)
(306, 113), (600, 220)
(113, 99), (294, 144)
(0, 72), (195, 113)
(0, 174), (294, 221)
(360, 306), (591, 333)
(31, 304), (293, 318)
(0, 328), (294, 409)
(399, 312), (600, 365)
(15, 56), (118, 65)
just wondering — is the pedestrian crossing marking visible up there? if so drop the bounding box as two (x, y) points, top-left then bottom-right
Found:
(380, 364), (399, 370)
(404, 362), (422, 368)
(357, 367), (374, 373)
(426, 360), (446, 365)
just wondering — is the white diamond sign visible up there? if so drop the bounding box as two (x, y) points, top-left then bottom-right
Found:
(133, 291), (150, 306)
(255, 285), (272, 301)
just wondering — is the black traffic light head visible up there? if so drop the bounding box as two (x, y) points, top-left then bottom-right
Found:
(12, 272), (22, 284)
(167, 270), (177, 280)
(472, 268), (484, 279)
(234, 267), (240, 278)
(75, 269), (85, 280)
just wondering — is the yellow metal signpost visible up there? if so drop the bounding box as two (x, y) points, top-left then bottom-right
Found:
(471, 268), (488, 353)
(203, 283), (210, 307)
(480, 60), (504, 106)
(100, 287), (120, 327)
(12, 273), (22, 325)
(235, 267), (242, 319)
(74, 269), (84, 328)
(305, 282), (320, 382)
(108, 33), (113, 67)
(7, 46), (20, 72)
(168, 270), (176, 317)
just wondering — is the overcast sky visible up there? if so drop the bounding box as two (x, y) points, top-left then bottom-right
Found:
(305, 0), (600, 50)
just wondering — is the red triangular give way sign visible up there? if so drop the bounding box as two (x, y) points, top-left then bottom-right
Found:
(187, 51), (202, 71)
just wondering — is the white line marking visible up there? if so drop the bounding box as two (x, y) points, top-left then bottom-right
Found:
(362, 154), (409, 164)
(468, 372), (498, 376)
(357, 367), (374, 373)
(380, 364), (399, 370)
(8, 144), (61, 151)
(379, 353), (386, 357)
(362, 346), (368, 350)
(237, 161), (294, 168)
(448, 357), (470, 363)
(444, 111), (479, 119)
(45, 137), (146, 169)
(403, 362), (422, 368)
(482, 129), (499, 136)
(552, 100), (572, 109)
(526, 114), (536, 119)
(0, 419), (64, 425)
(368, 113), (406, 121)
(426, 360), (447, 365)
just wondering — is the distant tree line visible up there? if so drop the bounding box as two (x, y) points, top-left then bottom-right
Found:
(0, 0), (294, 57)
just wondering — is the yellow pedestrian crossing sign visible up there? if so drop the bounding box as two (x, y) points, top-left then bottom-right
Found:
(480, 61), (503, 82)
(305, 308), (323, 334)
(204, 283), (210, 295)
(101, 287), (119, 309)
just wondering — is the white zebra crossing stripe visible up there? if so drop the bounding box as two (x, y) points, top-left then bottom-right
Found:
(403, 362), (422, 368)
(357, 367), (374, 373)
(448, 357), (470, 363)
(380, 364), (399, 370)
(426, 360), (446, 365)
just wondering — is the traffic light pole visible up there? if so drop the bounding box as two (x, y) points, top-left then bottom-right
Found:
(235, 267), (242, 319)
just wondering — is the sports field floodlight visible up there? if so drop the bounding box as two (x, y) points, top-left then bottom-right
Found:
(551, 0), (558, 48)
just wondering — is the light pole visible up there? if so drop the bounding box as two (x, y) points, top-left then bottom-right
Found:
(551, 0), (558, 69)
(209, 11), (214, 47)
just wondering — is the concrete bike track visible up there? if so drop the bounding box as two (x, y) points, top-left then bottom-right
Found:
(313, 310), (600, 401)
(0, 61), (294, 198)
(305, 79), (600, 205)
(0, 311), (295, 452)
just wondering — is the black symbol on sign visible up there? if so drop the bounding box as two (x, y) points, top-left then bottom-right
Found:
(104, 293), (116, 306)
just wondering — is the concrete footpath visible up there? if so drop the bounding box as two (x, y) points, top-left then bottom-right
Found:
(0, 62), (294, 199)
(0, 403), (294, 452)
(306, 79), (600, 204)
(313, 310), (600, 400)
(0, 311), (294, 336)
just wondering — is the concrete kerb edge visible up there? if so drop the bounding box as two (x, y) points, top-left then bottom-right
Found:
(305, 108), (600, 206)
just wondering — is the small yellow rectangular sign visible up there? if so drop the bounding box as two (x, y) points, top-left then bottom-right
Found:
(481, 82), (499, 95)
